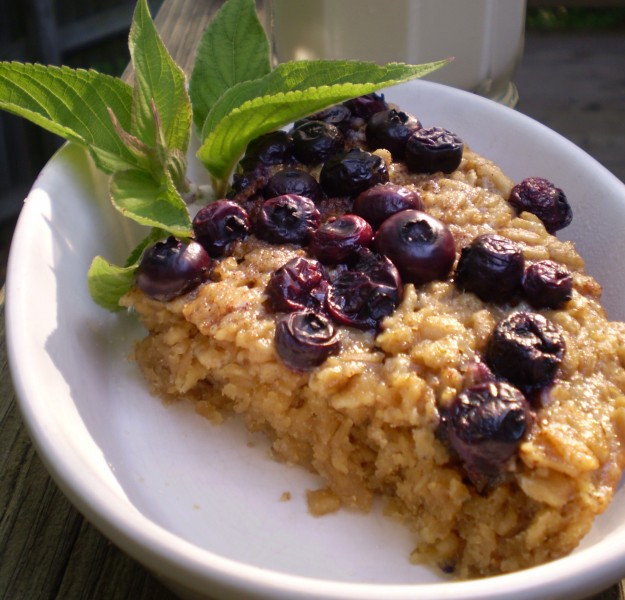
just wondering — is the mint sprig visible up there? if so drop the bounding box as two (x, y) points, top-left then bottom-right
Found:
(0, 0), (449, 311)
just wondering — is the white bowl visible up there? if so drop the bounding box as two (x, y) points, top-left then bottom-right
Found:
(6, 80), (625, 600)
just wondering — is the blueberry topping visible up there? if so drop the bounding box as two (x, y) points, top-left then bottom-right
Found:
(374, 210), (455, 285)
(353, 182), (424, 229)
(192, 200), (251, 258)
(485, 311), (565, 394)
(136, 237), (211, 302)
(454, 234), (525, 303)
(291, 120), (345, 165)
(275, 310), (340, 371)
(365, 108), (421, 159)
(309, 214), (374, 264)
(443, 381), (532, 482)
(343, 93), (388, 119)
(254, 194), (321, 245)
(326, 250), (402, 331)
(523, 260), (573, 309)
(239, 130), (293, 171)
(266, 257), (329, 313)
(294, 104), (352, 129)
(405, 127), (464, 174)
(263, 168), (322, 202)
(319, 148), (389, 197)
(508, 177), (573, 233)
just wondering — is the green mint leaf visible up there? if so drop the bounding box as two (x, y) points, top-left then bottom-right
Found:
(189, 0), (271, 131)
(88, 256), (137, 311)
(129, 0), (192, 156)
(197, 59), (449, 191)
(0, 62), (137, 173)
(110, 168), (192, 238)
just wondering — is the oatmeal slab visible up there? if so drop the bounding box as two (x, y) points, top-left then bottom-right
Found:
(121, 146), (625, 578)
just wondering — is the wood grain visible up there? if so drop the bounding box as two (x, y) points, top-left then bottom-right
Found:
(0, 2), (624, 599)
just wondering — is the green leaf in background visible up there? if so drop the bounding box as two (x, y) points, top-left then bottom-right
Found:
(110, 169), (192, 237)
(129, 0), (192, 156)
(0, 62), (136, 174)
(87, 257), (137, 311)
(198, 59), (450, 191)
(189, 0), (271, 131)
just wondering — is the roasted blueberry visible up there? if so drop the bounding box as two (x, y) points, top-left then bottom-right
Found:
(239, 130), (293, 171)
(405, 127), (464, 174)
(291, 120), (345, 165)
(523, 260), (573, 309)
(443, 381), (532, 483)
(508, 177), (572, 233)
(266, 257), (329, 313)
(365, 108), (421, 159)
(319, 148), (389, 197)
(309, 214), (374, 264)
(375, 210), (455, 285)
(454, 234), (525, 303)
(136, 237), (211, 302)
(343, 93), (388, 119)
(192, 200), (251, 258)
(263, 168), (322, 202)
(294, 104), (352, 129)
(485, 311), (565, 394)
(254, 194), (321, 245)
(275, 310), (340, 371)
(326, 250), (402, 331)
(353, 183), (423, 229)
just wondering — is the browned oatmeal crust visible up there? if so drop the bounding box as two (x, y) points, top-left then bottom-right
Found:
(121, 147), (625, 578)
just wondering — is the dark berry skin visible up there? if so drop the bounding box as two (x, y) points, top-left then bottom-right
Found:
(454, 234), (525, 304)
(353, 183), (424, 229)
(263, 168), (322, 202)
(326, 250), (402, 331)
(485, 311), (566, 395)
(343, 93), (388, 119)
(319, 148), (389, 197)
(294, 104), (352, 130)
(309, 214), (374, 264)
(374, 210), (455, 285)
(239, 130), (293, 171)
(365, 108), (421, 159)
(508, 177), (573, 233)
(523, 260), (573, 309)
(405, 127), (464, 174)
(443, 381), (533, 484)
(291, 120), (345, 165)
(192, 200), (251, 258)
(254, 194), (321, 245)
(136, 237), (211, 302)
(275, 310), (340, 371)
(266, 257), (329, 313)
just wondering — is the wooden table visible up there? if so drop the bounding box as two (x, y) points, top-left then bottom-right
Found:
(1, 1), (624, 598)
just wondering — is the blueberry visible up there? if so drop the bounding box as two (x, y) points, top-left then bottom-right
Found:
(136, 236), (211, 302)
(508, 177), (573, 233)
(294, 104), (352, 129)
(319, 148), (389, 197)
(454, 234), (525, 303)
(485, 311), (565, 394)
(353, 183), (423, 229)
(365, 108), (421, 159)
(254, 194), (321, 245)
(523, 260), (573, 309)
(266, 257), (329, 313)
(263, 168), (322, 202)
(405, 127), (464, 174)
(326, 249), (402, 331)
(291, 120), (345, 165)
(309, 214), (374, 264)
(239, 130), (293, 171)
(192, 200), (251, 258)
(442, 381), (532, 483)
(343, 93), (388, 119)
(275, 310), (340, 371)
(374, 210), (455, 285)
